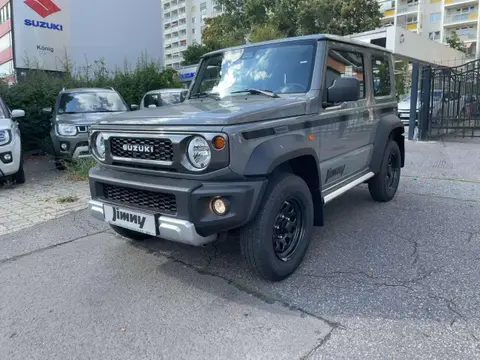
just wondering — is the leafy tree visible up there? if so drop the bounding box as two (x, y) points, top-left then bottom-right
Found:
(249, 24), (287, 43)
(181, 43), (211, 66)
(446, 32), (466, 53)
(201, 14), (245, 49)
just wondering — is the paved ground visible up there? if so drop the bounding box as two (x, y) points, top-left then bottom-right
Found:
(1, 138), (479, 359)
(0, 156), (89, 235)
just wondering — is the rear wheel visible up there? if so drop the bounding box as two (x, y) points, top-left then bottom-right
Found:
(368, 140), (401, 202)
(110, 224), (152, 242)
(239, 173), (314, 281)
(55, 158), (66, 171)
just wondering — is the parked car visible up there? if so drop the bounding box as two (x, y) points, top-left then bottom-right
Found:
(140, 88), (188, 109)
(43, 87), (137, 170)
(0, 98), (25, 184)
(87, 34), (405, 281)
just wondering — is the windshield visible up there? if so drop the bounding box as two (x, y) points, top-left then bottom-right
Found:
(58, 91), (128, 114)
(190, 40), (316, 99)
(143, 91), (184, 107)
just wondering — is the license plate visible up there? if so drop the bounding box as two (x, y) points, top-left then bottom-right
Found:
(104, 205), (157, 236)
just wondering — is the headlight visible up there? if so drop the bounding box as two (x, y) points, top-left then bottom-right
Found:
(0, 129), (11, 146)
(93, 132), (106, 161)
(57, 124), (78, 136)
(187, 136), (211, 169)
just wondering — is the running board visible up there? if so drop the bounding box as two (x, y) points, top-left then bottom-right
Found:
(323, 172), (375, 204)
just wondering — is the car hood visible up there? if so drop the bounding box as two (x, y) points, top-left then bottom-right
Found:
(398, 100), (419, 111)
(97, 97), (308, 126)
(55, 112), (126, 125)
(0, 118), (12, 130)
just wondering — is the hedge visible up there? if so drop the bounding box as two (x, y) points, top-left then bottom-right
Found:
(0, 53), (182, 152)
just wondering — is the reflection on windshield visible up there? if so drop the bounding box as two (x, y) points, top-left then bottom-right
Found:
(58, 92), (128, 114)
(191, 41), (316, 99)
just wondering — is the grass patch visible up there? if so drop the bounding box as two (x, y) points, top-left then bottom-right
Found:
(56, 195), (79, 204)
(65, 157), (97, 181)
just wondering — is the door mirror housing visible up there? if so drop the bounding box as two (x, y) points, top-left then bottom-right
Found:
(42, 107), (53, 115)
(130, 104), (139, 111)
(11, 109), (25, 119)
(327, 77), (360, 104)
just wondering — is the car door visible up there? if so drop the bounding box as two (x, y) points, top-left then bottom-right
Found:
(318, 43), (373, 189)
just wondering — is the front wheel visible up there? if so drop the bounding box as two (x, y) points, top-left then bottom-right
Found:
(110, 224), (152, 242)
(368, 140), (401, 202)
(239, 173), (314, 281)
(14, 152), (25, 184)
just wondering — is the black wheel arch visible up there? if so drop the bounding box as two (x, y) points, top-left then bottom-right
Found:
(371, 115), (405, 175)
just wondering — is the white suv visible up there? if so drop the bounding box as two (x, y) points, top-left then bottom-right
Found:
(0, 100), (26, 184)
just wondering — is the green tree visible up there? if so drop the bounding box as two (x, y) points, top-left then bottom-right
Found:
(249, 24), (287, 43)
(181, 43), (211, 65)
(446, 32), (466, 52)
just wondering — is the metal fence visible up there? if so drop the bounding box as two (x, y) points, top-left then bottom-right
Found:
(418, 59), (480, 139)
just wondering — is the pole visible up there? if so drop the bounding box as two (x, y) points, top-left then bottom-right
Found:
(408, 62), (419, 140)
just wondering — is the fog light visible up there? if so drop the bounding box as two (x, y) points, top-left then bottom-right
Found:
(4, 153), (11, 161)
(1, 152), (12, 163)
(211, 197), (229, 216)
(60, 142), (69, 151)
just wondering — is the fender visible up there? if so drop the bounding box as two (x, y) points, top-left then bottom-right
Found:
(243, 134), (324, 226)
(243, 133), (321, 177)
(371, 114), (405, 174)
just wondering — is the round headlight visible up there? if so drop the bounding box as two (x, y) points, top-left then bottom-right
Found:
(94, 133), (106, 160)
(187, 136), (211, 169)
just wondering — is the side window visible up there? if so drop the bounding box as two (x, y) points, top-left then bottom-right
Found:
(325, 49), (365, 100)
(372, 55), (392, 97)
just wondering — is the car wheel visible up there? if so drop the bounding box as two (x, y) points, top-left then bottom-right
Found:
(239, 173), (314, 281)
(110, 224), (152, 242)
(14, 153), (26, 184)
(368, 139), (401, 202)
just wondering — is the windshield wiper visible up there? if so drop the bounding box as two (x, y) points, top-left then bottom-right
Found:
(230, 88), (279, 98)
(191, 92), (220, 100)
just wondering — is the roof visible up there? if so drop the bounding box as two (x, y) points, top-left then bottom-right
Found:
(202, 34), (392, 58)
(60, 87), (117, 94)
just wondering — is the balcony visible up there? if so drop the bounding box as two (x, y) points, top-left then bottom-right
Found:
(444, 0), (478, 8)
(446, 32), (477, 41)
(383, 8), (395, 18)
(397, 4), (419, 14)
(444, 12), (478, 26)
(400, 22), (418, 30)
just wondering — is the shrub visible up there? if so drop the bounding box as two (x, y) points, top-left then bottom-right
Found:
(0, 53), (182, 152)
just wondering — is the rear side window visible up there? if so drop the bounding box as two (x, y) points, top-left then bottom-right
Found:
(325, 49), (365, 99)
(372, 55), (392, 97)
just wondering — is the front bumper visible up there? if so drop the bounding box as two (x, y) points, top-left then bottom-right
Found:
(88, 166), (267, 246)
(0, 143), (20, 178)
(51, 132), (90, 159)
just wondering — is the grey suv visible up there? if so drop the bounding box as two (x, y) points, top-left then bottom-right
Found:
(87, 35), (405, 281)
(44, 87), (136, 170)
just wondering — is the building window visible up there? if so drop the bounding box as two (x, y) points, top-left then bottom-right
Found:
(406, 15), (417, 24)
(192, 28), (196, 34)
(192, 17), (195, 23)
(429, 31), (440, 40)
(200, 2), (207, 13)
(0, 3), (11, 25)
(0, 32), (11, 53)
(372, 55), (391, 97)
(325, 49), (365, 99)
(429, 12), (441, 23)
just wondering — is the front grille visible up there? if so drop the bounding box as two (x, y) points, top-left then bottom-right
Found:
(102, 183), (177, 214)
(110, 137), (173, 161)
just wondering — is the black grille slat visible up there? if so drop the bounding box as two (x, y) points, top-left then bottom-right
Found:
(102, 184), (177, 214)
(110, 137), (173, 161)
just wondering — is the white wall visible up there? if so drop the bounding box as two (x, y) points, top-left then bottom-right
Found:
(68, 0), (163, 72)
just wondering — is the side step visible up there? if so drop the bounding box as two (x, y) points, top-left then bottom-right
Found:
(323, 172), (375, 204)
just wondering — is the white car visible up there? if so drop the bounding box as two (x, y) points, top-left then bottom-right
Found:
(0, 103), (26, 184)
(140, 88), (188, 109)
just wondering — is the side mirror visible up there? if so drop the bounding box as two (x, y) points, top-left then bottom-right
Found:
(130, 104), (139, 111)
(42, 107), (53, 115)
(11, 109), (25, 119)
(327, 77), (360, 104)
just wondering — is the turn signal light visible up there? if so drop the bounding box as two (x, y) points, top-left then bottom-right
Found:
(212, 136), (226, 150)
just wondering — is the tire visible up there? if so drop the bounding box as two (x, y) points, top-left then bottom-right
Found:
(14, 154), (25, 184)
(239, 173), (314, 281)
(110, 224), (152, 242)
(368, 139), (401, 202)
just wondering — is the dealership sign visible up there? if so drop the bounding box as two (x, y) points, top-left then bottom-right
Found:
(13, 0), (70, 71)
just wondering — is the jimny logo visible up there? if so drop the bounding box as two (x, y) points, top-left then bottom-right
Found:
(24, 0), (64, 31)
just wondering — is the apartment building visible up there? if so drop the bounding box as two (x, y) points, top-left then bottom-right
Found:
(378, 0), (480, 59)
(163, 0), (223, 69)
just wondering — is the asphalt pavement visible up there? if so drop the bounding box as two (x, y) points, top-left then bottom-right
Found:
(1, 138), (479, 359)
